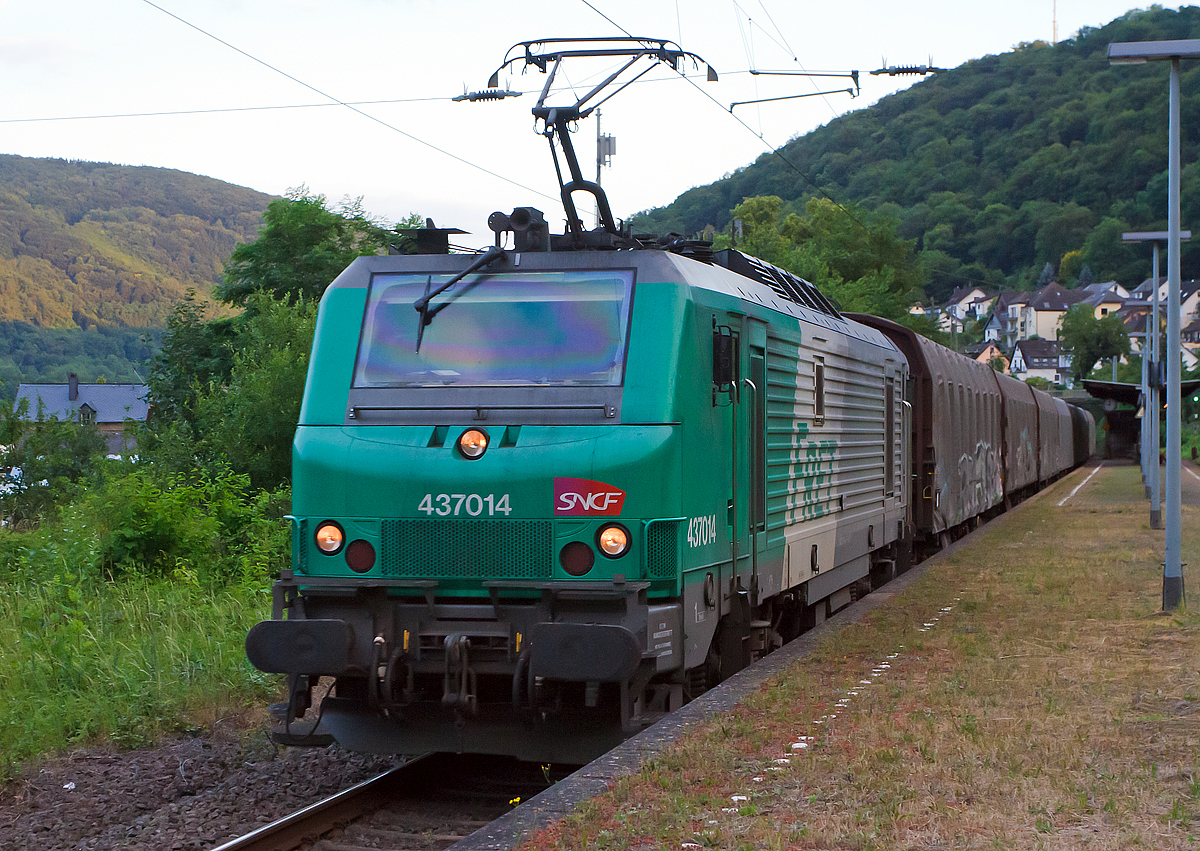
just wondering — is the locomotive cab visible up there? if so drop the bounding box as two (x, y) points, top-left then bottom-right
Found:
(246, 244), (724, 762)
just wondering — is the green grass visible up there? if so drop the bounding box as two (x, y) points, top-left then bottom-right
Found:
(0, 497), (281, 780)
(0, 571), (274, 777)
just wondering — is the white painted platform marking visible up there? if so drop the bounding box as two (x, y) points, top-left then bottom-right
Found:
(1058, 462), (1104, 506)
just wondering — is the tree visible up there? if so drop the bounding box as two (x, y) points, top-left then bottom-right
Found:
(0, 398), (107, 527)
(142, 292), (236, 441)
(1058, 303), (1131, 381)
(783, 198), (927, 321)
(715, 195), (930, 323)
(725, 195), (792, 265)
(195, 295), (317, 490)
(218, 187), (418, 306)
(1059, 249), (1084, 283)
(141, 193), (417, 491)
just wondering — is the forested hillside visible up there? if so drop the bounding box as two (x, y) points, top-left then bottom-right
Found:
(0, 155), (272, 328)
(632, 6), (1200, 301)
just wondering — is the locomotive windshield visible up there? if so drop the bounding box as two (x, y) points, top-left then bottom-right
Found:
(353, 269), (634, 387)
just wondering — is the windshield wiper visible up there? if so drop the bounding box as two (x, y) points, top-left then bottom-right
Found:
(412, 246), (506, 352)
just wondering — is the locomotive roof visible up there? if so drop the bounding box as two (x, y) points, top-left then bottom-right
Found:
(329, 247), (900, 352)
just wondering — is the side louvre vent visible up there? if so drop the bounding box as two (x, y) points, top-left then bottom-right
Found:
(646, 520), (680, 579)
(292, 517), (307, 573)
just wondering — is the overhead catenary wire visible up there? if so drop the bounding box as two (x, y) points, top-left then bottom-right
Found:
(576, 0), (869, 232)
(137, 0), (559, 208)
(54, 0), (1101, 285)
(0, 68), (750, 127)
(731, 4), (765, 135)
(754, 0), (798, 61)
(732, 0), (846, 119)
(0, 98), (458, 124)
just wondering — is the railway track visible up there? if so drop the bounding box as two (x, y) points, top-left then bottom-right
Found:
(209, 753), (567, 851)
(211, 466), (1080, 851)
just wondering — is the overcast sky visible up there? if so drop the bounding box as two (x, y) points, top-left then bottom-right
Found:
(0, 1), (1171, 243)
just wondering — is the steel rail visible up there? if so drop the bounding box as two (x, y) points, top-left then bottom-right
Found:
(209, 754), (432, 851)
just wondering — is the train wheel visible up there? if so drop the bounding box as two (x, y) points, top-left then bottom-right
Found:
(684, 641), (721, 700)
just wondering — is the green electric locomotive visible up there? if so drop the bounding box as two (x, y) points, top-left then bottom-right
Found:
(245, 230), (910, 763)
(245, 38), (910, 763)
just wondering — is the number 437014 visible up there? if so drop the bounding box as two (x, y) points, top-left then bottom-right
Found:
(418, 493), (512, 517)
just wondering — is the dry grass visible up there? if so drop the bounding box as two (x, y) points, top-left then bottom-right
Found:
(520, 463), (1200, 850)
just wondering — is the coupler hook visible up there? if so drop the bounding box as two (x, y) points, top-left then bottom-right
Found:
(442, 633), (478, 714)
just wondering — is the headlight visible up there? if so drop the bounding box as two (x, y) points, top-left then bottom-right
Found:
(457, 428), (489, 459)
(596, 524), (630, 558)
(314, 522), (345, 554)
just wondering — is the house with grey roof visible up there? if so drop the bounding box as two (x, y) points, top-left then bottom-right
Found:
(995, 283), (1084, 349)
(1130, 277), (1200, 323)
(985, 291), (1024, 345)
(1010, 339), (1072, 386)
(1080, 281), (1128, 318)
(16, 373), (148, 455)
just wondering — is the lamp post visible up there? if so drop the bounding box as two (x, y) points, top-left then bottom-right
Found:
(1122, 231), (1191, 525)
(1110, 39), (1200, 611)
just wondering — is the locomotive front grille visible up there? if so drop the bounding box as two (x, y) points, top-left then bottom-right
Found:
(381, 519), (553, 579)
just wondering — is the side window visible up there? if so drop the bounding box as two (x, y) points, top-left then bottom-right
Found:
(814, 358), (826, 426)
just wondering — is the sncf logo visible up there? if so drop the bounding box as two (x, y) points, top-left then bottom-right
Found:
(554, 477), (626, 516)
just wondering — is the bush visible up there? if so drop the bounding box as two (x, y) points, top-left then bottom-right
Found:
(0, 399), (107, 529)
(80, 465), (289, 585)
(0, 569), (275, 776)
(0, 466), (288, 774)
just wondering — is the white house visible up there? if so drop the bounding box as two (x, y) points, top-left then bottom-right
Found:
(1010, 339), (1071, 386)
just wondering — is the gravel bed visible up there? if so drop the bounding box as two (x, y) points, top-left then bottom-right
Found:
(0, 723), (398, 851)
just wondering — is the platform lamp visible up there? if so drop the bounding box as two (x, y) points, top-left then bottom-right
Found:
(1110, 39), (1200, 611)
(1122, 230), (1190, 527)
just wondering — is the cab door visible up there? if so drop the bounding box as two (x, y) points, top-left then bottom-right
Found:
(727, 315), (768, 601)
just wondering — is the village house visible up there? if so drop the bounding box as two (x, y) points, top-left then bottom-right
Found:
(983, 292), (1024, 343)
(1079, 281), (1128, 318)
(971, 342), (1009, 373)
(1129, 277), (1200, 324)
(1022, 282), (1085, 342)
(16, 373), (149, 455)
(1009, 338), (1072, 386)
(933, 286), (994, 334)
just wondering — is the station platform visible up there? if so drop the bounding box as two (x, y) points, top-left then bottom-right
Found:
(456, 459), (1200, 850)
